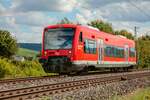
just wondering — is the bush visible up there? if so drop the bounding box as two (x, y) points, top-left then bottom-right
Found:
(0, 58), (46, 79)
(137, 37), (150, 68)
(17, 60), (46, 76)
(0, 66), (6, 78)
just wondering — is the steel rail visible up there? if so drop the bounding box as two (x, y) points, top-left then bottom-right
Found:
(0, 69), (148, 85)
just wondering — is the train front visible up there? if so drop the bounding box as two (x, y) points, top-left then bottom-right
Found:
(39, 24), (76, 73)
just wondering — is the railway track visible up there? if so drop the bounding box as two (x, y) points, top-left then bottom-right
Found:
(0, 70), (149, 100)
(0, 75), (65, 84)
(0, 68), (148, 85)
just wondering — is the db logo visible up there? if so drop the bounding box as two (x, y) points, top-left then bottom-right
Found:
(78, 45), (82, 49)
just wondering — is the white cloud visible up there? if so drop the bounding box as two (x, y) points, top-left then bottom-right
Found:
(0, 4), (5, 12)
(76, 13), (87, 24)
(14, 12), (55, 26)
(11, 0), (78, 12)
(15, 32), (42, 43)
(0, 16), (45, 43)
(0, 3), (6, 15)
(78, 0), (150, 22)
(1, 0), (150, 43)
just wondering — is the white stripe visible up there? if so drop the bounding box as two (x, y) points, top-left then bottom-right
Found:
(72, 60), (136, 65)
(73, 61), (97, 64)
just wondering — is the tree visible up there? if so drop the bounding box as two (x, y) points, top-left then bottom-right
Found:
(0, 30), (18, 58)
(57, 17), (73, 24)
(88, 19), (114, 34)
(137, 35), (150, 68)
(114, 29), (134, 40)
(140, 35), (150, 40)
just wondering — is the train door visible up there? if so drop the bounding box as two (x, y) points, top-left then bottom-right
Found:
(98, 39), (104, 64)
(124, 45), (129, 63)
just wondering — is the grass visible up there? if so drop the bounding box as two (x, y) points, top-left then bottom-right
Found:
(0, 58), (47, 79)
(112, 87), (150, 100)
(16, 48), (39, 57)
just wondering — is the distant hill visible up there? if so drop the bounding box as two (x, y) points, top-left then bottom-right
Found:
(18, 43), (41, 51)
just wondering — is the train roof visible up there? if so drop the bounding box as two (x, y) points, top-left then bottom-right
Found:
(45, 24), (77, 29)
(45, 24), (135, 46)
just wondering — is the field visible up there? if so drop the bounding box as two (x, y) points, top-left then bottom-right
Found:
(16, 48), (39, 57)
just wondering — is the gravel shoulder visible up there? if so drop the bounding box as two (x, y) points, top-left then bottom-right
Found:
(39, 77), (150, 100)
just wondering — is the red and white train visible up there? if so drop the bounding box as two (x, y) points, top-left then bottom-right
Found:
(39, 24), (136, 73)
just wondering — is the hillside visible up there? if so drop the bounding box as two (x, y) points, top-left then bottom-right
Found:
(16, 48), (39, 57)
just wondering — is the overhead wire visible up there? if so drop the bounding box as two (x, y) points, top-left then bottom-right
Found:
(127, 0), (150, 18)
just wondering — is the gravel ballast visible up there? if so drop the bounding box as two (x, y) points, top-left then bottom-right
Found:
(0, 71), (149, 92)
(40, 77), (150, 100)
(0, 72), (139, 91)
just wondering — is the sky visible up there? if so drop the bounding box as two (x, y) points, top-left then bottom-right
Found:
(0, 0), (150, 43)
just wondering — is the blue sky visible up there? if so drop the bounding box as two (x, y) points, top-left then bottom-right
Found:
(0, 0), (150, 43)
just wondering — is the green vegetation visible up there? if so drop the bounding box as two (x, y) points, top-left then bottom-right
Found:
(137, 35), (150, 68)
(0, 58), (46, 79)
(0, 30), (18, 58)
(88, 19), (114, 34)
(112, 87), (150, 100)
(115, 29), (134, 40)
(88, 19), (134, 40)
(0, 29), (54, 79)
(17, 48), (38, 58)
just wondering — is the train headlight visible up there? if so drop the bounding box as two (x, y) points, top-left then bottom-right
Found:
(68, 50), (71, 54)
(44, 51), (47, 56)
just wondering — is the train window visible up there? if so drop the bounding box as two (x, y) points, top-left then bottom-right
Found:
(119, 48), (124, 58)
(104, 46), (112, 57)
(104, 47), (108, 56)
(129, 48), (135, 57)
(44, 28), (74, 50)
(114, 48), (117, 57)
(121, 49), (124, 57)
(84, 39), (96, 54)
(79, 32), (83, 42)
(112, 47), (115, 57)
(84, 40), (89, 53)
(104, 46), (124, 58)
(117, 48), (123, 58)
(109, 47), (112, 56)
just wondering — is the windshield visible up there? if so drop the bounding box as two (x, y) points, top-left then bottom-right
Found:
(44, 28), (75, 50)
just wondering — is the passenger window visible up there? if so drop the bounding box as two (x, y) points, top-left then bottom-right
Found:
(104, 46), (124, 58)
(79, 32), (83, 42)
(84, 39), (96, 54)
(129, 48), (135, 57)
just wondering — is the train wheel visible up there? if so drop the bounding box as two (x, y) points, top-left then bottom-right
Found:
(123, 67), (129, 72)
(76, 66), (88, 75)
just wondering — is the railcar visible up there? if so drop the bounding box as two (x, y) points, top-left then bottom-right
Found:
(39, 24), (136, 73)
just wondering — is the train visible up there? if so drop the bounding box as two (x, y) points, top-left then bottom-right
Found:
(39, 24), (136, 73)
